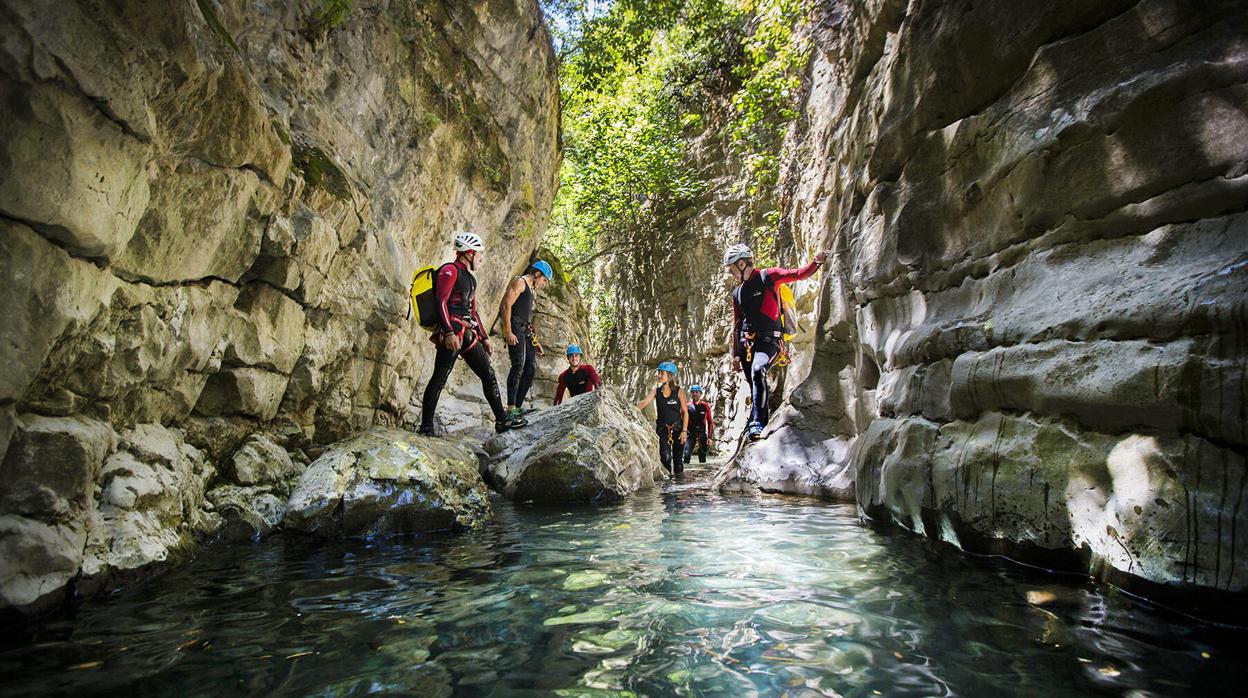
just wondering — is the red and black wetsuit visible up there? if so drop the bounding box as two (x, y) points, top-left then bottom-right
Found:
(683, 400), (713, 464)
(554, 364), (601, 405)
(420, 259), (506, 429)
(732, 262), (819, 428)
(432, 260), (486, 349)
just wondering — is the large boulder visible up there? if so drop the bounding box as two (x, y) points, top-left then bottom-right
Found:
(482, 389), (662, 504)
(285, 428), (490, 537)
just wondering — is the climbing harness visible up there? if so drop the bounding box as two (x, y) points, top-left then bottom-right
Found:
(774, 342), (791, 368)
(740, 331), (787, 369)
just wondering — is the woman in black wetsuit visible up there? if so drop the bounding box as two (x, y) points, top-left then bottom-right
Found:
(635, 361), (689, 476)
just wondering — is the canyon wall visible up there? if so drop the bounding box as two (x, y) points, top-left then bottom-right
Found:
(0, 0), (560, 614)
(734, 0), (1247, 602)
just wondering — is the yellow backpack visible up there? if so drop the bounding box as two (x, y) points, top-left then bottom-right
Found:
(408, 266), (438, 329)
(779, 283), (798, 342)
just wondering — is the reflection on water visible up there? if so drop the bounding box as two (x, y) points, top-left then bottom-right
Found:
(3, 466), (1246, 696)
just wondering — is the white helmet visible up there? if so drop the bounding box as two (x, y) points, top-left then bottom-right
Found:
(453, 231), (484, 252)
(722, 243), (753, 266)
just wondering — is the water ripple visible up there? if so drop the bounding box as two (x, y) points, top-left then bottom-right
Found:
(3, 467), (1247, 696)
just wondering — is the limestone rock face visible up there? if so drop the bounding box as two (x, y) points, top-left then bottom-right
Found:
(710, 0), (1248, 600)
(0, 0), (560, 613)
(83, 423), (218, 590)
(482, 389), (662, 504)
(0, 415), (115, 614)
(285, 428), (491, 537)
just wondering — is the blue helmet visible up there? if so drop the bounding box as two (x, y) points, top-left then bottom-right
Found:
(566, 344), (582, 356)
(657, 361), (677, 375)
(690, 384), (703, 393)
(530, 260), (553, 280)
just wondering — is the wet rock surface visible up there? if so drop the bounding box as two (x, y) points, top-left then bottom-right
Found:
(285, 427), (491, 537)
(482, 389), (662, 504)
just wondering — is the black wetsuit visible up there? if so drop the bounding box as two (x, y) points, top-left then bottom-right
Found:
(683, 401), (712, 464)
(420, 260), (506, 430)
(505, 277), (537, 408)
(654, 386), (684, 474)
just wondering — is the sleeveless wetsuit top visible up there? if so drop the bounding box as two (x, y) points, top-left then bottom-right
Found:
(655, 386), (682, 427)
(510, 277), (534, 334)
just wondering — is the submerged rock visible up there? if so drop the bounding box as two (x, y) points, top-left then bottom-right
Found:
(207, 486), (286, 541)
(481, 389), (661, 504)
(285, 428), (490, 537)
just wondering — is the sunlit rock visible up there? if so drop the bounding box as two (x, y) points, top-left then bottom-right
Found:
(481, 389), (661, 505)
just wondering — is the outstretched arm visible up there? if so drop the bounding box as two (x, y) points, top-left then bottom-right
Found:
(636, 390), (655, 411)
(765, 250), (829, 285)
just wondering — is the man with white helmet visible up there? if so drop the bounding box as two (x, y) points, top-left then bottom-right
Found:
(420, 231), (527, 434)
(723, 243), (827, 441)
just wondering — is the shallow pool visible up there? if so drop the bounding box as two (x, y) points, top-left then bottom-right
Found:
(3, 466), (1245, 696)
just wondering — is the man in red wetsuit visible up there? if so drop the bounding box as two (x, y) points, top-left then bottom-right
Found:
(683, 385), (714, 464)
(553, 344), (601, 405)
(723, 243), (827, 441)
(419, 231), (528, 435)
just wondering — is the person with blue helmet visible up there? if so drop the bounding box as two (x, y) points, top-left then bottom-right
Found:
(499, 259), (553, 419)
(554, 344), (601, 405)
(636, 361), (689, 476)
(683, 384), (714, 465)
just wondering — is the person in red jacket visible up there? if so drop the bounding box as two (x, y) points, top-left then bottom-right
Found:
(419, 231), (527, 435)
(723, 243), (827, 441)
(553, 344), (601, 405)
(683, 385), (714, 465)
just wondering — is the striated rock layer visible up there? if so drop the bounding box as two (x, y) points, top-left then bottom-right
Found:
(0, 0), (560, 614)
(718, 0), (1248, 605)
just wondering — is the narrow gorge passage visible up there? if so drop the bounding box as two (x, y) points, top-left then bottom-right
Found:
(4, 465), (1245, 696)
(1, 0), (1246, 695)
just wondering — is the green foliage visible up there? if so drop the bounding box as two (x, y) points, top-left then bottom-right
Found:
(729, 0), (810, 195)
(304, 0), (353, 42)
(543, 0), (809, 343)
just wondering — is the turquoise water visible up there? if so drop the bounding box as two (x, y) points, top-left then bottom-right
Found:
(3, 467), (1245, 696)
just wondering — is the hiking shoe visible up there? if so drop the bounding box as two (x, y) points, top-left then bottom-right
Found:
(747, 422), (764, 441)
(417, 424), (437, 436)
(506, 407), (524, 420)
(495, 416), (528, 433)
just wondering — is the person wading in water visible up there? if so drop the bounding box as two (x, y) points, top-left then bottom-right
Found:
(553, 344), (601, 405)
(499, 260), (552, 420)
(723, 244), (827, 441)
(420, 231), (528, 435)
(636, 361), (688, 476)
(683, 385), (714, 465)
